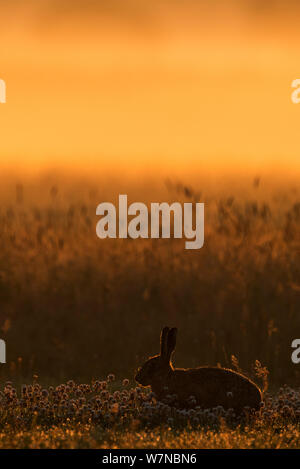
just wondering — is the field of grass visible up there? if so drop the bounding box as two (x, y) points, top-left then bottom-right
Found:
(2, 422), (300, 449)
(1, 375), (300, 449)
(0, 171), (299, 448)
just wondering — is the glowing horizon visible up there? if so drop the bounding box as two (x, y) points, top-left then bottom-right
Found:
(1, 2), (300, 176)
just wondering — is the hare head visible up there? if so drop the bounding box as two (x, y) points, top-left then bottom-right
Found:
(135, 327), (177, 387)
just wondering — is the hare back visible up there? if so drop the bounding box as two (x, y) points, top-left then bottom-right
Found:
(168, 366), (262, 412)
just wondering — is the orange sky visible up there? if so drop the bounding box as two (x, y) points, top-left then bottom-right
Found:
(0, 1), (300, 177)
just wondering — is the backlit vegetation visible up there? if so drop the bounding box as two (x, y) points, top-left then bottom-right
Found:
(1, 374), (300, 448)
(0, 172), (299, 448)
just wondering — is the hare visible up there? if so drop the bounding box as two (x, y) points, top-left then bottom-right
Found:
(135, 327), (262, 413)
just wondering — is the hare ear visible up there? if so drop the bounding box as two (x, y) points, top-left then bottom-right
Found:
(160, 327), (170, 359)
(166, 327), (177, 361)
